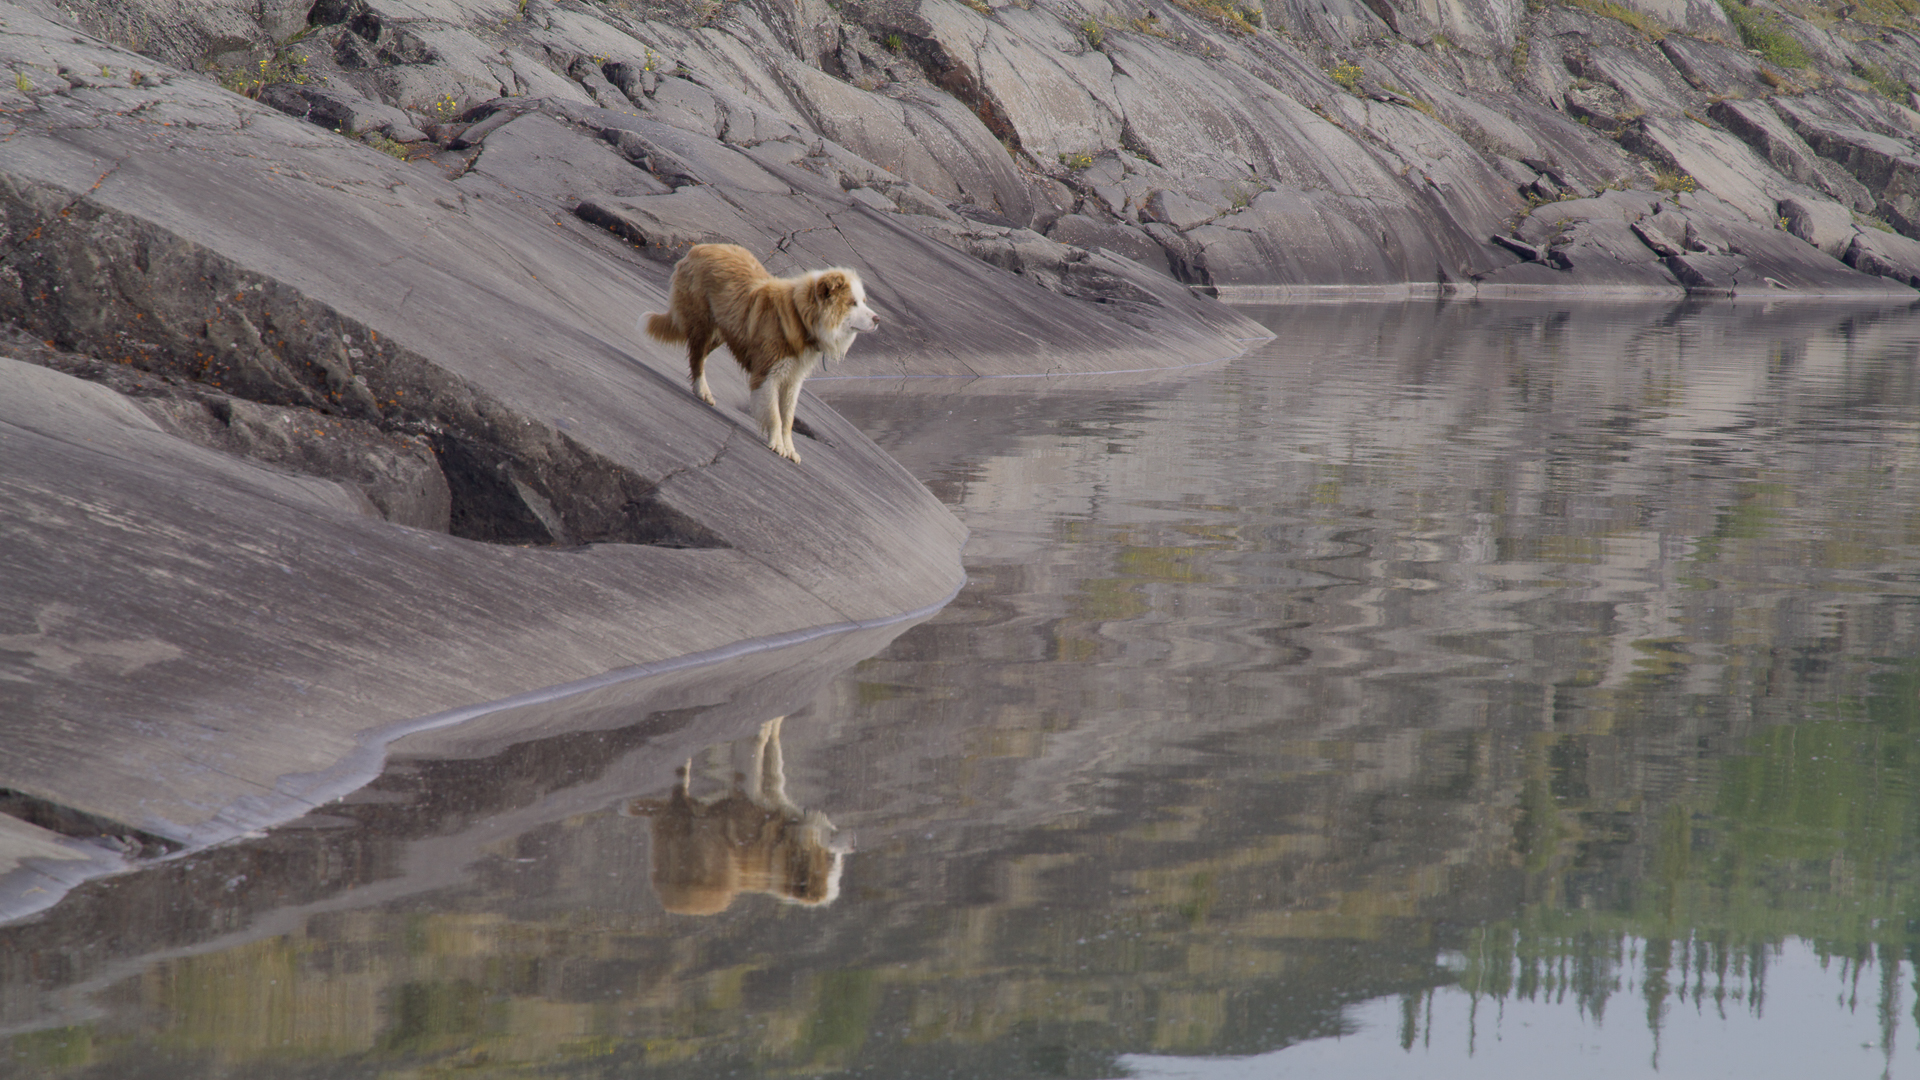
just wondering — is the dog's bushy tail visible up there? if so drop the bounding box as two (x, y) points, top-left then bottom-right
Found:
(642, 312), (684, 343)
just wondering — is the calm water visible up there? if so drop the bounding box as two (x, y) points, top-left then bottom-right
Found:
(9, 300), (1920, 1079)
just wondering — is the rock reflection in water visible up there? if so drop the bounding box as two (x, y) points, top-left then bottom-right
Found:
(624, 716), (844, 915)
(8, 301), (1920, 1079)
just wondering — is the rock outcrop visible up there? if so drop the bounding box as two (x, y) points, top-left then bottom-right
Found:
(60, 0), (1920, 303)
(20, 0), (1920, 312)
(11, 0), (1920, 918)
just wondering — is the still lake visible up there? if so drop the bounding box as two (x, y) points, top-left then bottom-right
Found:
(8, 299), (1920, 1079)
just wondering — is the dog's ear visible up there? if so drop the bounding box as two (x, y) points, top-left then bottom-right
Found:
(815, 272), (848, 300)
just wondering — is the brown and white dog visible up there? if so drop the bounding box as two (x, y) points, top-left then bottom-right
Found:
(643, 243), (879, 463)
(622, 716), (844, 916)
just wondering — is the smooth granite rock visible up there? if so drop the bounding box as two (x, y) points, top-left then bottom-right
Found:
(16, 0), (1920, 925)
(0, 2), (984, 919)
(1846, 226), (1920, 287)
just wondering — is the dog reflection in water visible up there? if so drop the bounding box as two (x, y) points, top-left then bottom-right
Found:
(622, 715), (844, 915)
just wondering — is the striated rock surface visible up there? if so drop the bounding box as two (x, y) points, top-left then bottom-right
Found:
(13, 0), (1920, 918)
(28, 0), (1920, 313)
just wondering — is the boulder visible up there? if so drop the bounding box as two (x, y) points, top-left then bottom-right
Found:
(1710, 97), (1875, 211)
(1142, 189), (1218, 230)
(1846, 227), (1920, 288)
(1047, 213), (1176, 277)
(1616, 0), (1731, 40)
(257, 82), (422, 138)
(1659, 36), (1759, 94)
(1622, 115), (1817, 226)
(1772, 96), (1920, 236)
(1777, 195), (1857, 258)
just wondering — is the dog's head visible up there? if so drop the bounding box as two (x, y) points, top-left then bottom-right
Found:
(812, 269), (879, 335)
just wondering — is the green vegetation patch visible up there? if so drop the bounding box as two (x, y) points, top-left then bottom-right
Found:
(1855, 59), (1911, 100)
(1168, 0), (1263, 35)
(219, 50), (310, 98)
(1718, 0), (1812, 69)
(1569, 0), (1670, 39)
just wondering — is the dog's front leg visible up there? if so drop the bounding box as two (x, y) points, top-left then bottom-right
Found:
(750, 375), (798, 462)
(775, 370), (806, 462)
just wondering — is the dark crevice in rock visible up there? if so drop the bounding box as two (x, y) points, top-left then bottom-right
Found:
(892, 33), (1019, 151)
(307, 0), (364, 29)
(0, 177), (729, 551)
(1118, 122), (1163, 170)
(0, 789), (181, 860)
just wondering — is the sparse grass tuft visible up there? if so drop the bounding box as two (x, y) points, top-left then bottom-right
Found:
(219, 49), (310, 98)
(1080, 16), (1103, 47)
(1058, 150), (1094, 170)
(364, 132), (413, 159)
(883, 32), (904, 52)
(13, 70), (32, 94)
(1841, 0), (1920, 30)
(1718, 0), (1811, 68)
(1651, 165), (1697, 194)
(1168, 0), (1261, 35)
(1328, 62), (1364, 92)
(1568, 0), (1668, 38)
(1856, 60), (1910, 100)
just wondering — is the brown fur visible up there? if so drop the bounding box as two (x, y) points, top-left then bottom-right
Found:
(622, 716), (843, 916)
(643, 243), (877, 463)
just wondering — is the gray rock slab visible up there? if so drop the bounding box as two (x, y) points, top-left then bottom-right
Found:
(1142, 189), (1218, 231)
(1618, 0), (1731, 36)
(258, 83), (420, 137)
(0, 337), (961, 849)
(1571, 44), (1697, 117)
(461, 111), (674, 204)
(1047, 214), (1176, 277)
(1778, 194), (1857, 257)
(0, 14), (977, 876)
(1846, 227), (1920, 288)
(1710, 97), (1875, 212)
(1664, 252), (1748, 294)
(143, 394), (453, 531)
(1623, 115), (1814, 225)
(1675, 205), (1912, 295)
(0, 815), (129, 927)
(1774, 100), (1920, 235)
(1185, 185), (1501, 291)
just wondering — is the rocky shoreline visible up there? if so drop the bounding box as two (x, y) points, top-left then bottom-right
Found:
(52, 0), (1920, 302)
(6, 0), (1920, 920)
